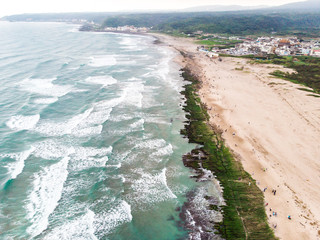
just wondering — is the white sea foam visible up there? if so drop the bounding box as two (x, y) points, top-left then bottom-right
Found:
(26, 156), (70, 238)
(94, 97), (123, 110)
(94, 200), (132, 237)
(108, 114), (135, 122)
(72, 146), (112, 159)
(85, 76), (117, 87)
(119, 38), (138, 51)
(19, 78), (73, 97)
(77, 107), (112, 128)
(129, 119), (144, 130)
(122, 82), (144, 108)
(67, 108), (94, 131)
(71, 125), (103, 137)
(33, 97), (58, 104)
(6, 114), (40, 131)
(160, 168), (177, 198)
(135, 139), (167, 149)
(120, 37), (137, 46)
(0, 147), (35, 181)
(35, 108), (109, 137)
(148, 48), (183, 93)
(145, 117), (170, 125)
(69, 146), (112, 171)
(113, 56), (137, 65)
(185, 185), (223, 239)
(119, 37), (147, 51)
(150, 144), (173, 157)
(68, 26), (81, 33)
(43, 209), (98, 240)
(106, 163), (121, 169)
(111, 69), (128, 73)
(127, 77), (141, 82)
(32, 140), (112, 171)
(32, 140), (74, 159)
(35, 108), (96, 137)
(186, 210), (196, 227)
(128, 168), (176, 207)
(88, 56), (117, 67)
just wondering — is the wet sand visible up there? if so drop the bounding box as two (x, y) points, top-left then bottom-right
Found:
(152, 33), (320, 240)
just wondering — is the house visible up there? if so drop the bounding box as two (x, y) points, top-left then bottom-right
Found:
(206, 52), (219, 58)
(310, 48), (320, 57)
(278, 39), (291, 47)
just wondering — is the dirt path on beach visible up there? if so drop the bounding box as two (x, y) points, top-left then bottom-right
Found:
(152, 33), (320, 240)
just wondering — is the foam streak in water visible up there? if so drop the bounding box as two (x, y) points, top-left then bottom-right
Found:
(26, 156), (70, 238)
(6, 114), (40, 131)
(122, 82), (144, 108)
(0, 147), (35, 181)
(43, 209), (98, 240)
(94, 200), (132, 237)
(33, 97), (58, 104)
(85, 76), (117, 87)
(88, 55), (117, 67)
(128, 168), (176, 208)
(19, 78), (72, 97)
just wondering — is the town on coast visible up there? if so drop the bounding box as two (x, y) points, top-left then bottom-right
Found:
(82, 24), (320, 58)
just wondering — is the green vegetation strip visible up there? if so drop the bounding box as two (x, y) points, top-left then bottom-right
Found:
(180, 68), (276, 240)
(196, 38), (243, 49)
(241, 55), (320, 94)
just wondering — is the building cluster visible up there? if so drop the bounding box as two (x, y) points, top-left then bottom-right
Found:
(197, 46), (220, 58)
(103, 26), (150, 33)
(218, 37), (320, 57)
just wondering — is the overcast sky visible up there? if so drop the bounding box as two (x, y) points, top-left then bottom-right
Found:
(1, 0), (305, 18)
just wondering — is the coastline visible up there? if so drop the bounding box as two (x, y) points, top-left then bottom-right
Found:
(179, 67), (274, 239)
(151, 33), (320, 239)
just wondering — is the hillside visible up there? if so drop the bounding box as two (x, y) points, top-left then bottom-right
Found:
(0, 12), (119, 24)
(1, 0), (320, 36)
(100, 12), (320, 36)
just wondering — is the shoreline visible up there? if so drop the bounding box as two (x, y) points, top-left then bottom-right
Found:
(179, 67), (274, 239)
(152, 33), (320, 239)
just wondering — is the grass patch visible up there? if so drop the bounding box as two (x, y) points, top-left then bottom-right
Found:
(307, 94), (320, 98)
(235, 66), (244, 71)
(180, 67), (276, 240)
(241, 55), (320, 94)
(297, 87), (316, 93)
(196, 38), (243, 49)
(268, 82), (277, 86)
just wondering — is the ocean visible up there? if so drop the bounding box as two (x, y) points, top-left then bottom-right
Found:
(0, 22), (223, 240)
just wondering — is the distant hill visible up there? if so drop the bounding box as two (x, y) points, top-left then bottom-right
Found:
(0, 12), (119, 24)
(182, 5), (268, 12)
(1, 0), (320, 37)
(270, 0), (320, 11)
(180, 0), (319, 13)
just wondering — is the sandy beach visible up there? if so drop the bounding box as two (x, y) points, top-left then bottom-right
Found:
(152, 33), (320, 240)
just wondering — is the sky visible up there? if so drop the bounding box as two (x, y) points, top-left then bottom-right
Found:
(0, 0), (305, 18)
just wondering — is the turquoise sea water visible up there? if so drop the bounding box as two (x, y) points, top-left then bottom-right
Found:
(0, 22), (222, 240)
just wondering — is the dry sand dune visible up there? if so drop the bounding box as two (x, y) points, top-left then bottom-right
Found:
(152, 33), (320, 240)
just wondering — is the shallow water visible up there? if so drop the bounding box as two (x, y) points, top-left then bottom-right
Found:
(0, 22), (222, 239)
